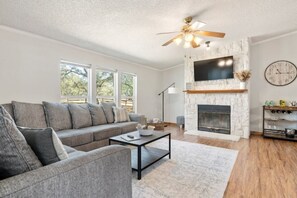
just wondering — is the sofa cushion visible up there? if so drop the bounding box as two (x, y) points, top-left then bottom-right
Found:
(18, 127), (68, 165)
(12, 101), (47, 128)
(2, 103), (14, 120)
(63, 145), (85, 158)
(68, 104), (92, 129)
(88, 103), (107, 125)
(63, 145), (77, 154)
(112, 122), (138, 134)
(113, 106), (130, 123)
(43, 102), (72, 131)
(92, 125), (122, 141)
(101, 102), (116, 123)
(0, 105), (42, 180)
(57, 128), (94, 147)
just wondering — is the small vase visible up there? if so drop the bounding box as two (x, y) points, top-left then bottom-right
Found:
(239, 82), (246, 89)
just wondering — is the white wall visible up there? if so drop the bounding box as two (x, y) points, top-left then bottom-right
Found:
(161, 65), (184, 123)
(250, 32), (297, 132)
(0, 26), (161, 119)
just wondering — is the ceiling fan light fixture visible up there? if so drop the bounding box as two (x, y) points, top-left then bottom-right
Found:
(183, 41), (191, 48)
(194, 37), (203, 45)
(184, 33), (194, 42)
(197, 22), (206, 29)
(174, 37), (182, 45)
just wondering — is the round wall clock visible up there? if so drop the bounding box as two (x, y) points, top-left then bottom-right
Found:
(264, 60), (297, 86)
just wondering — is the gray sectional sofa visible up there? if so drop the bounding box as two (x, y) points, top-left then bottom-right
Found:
(0, 101), (146, 198)
(3, 101), (146, 151)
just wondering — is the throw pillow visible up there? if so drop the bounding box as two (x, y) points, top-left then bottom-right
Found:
(43, 102), (72, 131)
(2, 103), (14, 120)
(0, 105), (42, 180)
(88, 103), (107, 125)
(12, 101), (47, 128)
(112, 106), (130, 123)
(68, 104), (92, 129)
(101, 102), (116, 123)
(18, 127), (68, 165)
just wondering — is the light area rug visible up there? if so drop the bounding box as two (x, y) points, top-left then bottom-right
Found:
(132, 139), (238, 198)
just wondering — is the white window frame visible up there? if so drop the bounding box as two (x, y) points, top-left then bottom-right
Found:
(60, 60), (91, 103)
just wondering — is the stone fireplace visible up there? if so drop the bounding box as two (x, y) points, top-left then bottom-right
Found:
(198, 105), (231, 134)
(184, 38), (250, 140)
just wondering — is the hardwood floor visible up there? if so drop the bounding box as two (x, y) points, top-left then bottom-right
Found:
(164, 125), (297, 198)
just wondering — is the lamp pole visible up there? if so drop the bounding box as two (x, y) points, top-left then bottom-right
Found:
(158, 82), (175, 122)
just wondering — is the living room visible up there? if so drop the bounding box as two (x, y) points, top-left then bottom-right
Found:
(1, 1), (297, 198)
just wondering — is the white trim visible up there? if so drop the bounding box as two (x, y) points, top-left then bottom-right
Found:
(0, 25), (161, 71)
(160, 63), (184, 72)
(61, 96), (88, 99)
(95, 66), (117, 72)
(61, 60), (91, 68)
(251, 30), (297, 46)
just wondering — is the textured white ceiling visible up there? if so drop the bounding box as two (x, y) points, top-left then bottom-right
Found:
(0, 0), (297, 69)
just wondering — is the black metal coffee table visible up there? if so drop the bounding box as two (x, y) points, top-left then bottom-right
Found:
(109, 131), (171, 180)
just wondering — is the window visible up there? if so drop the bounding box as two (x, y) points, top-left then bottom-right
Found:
(121, 72), (137, 113)
(96, 69), (115, 103)
(60, 61), (90, 104)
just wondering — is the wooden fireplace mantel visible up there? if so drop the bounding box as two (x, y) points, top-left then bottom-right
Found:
(183, 89), (248, 94)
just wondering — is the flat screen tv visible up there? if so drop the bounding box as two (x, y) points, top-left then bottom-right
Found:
(194, 56), (234, 81)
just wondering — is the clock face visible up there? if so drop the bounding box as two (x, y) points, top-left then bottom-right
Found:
(264, 61), (297, 86)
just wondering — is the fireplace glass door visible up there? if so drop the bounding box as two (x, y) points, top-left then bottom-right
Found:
(198, 105), (231, 134)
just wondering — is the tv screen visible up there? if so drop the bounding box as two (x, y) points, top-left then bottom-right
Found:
(194, 56), (234, 81)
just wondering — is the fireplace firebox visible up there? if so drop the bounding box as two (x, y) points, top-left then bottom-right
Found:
(198, 105), (231, 134)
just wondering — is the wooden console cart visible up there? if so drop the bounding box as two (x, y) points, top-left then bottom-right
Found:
(263, 106), (297, 141)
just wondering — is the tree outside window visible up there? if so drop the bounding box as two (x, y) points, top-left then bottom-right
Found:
(60, 62), (89, 104)
(96, 70), (115, 103)
(121, 73), (136, 113)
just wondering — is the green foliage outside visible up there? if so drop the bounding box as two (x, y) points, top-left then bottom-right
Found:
(121, 73), (134, 97)
(60, 64), (88, 97)
(96, 71), (114, 97)
(61, 65), (135, 103)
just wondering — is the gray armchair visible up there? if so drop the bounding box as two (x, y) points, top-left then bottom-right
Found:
(0, 145), (132, 198)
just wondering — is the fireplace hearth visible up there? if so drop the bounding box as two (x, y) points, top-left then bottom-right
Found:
(198, 105), (231, 134)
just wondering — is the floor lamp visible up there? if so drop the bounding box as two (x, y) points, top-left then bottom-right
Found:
(158, 82), (178, 122)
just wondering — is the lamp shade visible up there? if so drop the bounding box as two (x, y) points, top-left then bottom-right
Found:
(168, 87), (178, 94)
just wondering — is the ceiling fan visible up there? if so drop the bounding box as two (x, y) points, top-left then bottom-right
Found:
(157, 16), (225, 48)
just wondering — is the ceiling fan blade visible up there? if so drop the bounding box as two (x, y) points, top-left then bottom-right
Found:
(162, 34), (183, 46)
(156, 31), (180, 35)
(191, 40), (200, 48)
(194, 30), (225, 38)
(190, 21), (206, 29)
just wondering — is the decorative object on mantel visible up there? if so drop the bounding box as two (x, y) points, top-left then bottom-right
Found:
(156, 16), (225, 49)
(234, 70), (251, 89)
(264, 60), (297, 86)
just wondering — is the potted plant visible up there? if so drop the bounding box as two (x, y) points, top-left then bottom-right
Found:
(234, 70), (251, 89)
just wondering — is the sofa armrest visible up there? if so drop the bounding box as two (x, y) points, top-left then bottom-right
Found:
(0, 145), (132, 198)
(129, 113), (147, 125)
